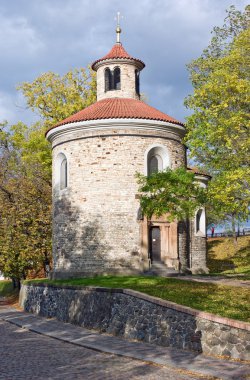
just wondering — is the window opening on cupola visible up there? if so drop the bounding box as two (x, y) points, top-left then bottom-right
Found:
(113, 67), (121, 90)
(135, 69), (140, 94)
(60, 156), (68, 190)
(105, 68), (112, 92)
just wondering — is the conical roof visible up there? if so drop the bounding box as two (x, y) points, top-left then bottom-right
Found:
(46, 98), (184, 135)
(92, 43), (145, 70)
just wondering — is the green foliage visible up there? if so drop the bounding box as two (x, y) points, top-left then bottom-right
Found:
(0, 280), (14, 297)
(137, 167), (207, 221)
(184, 6), (250, 231)
(185, 25), (250, 169)
(0, 123), (52, 281)
(18, 67), (96, 129)
(26, 275), (250, 322)
(207, 168), (250, 226)
(0, 66), (97, 281)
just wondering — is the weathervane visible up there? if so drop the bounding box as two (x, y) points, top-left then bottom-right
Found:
(115, 11), (123, 43)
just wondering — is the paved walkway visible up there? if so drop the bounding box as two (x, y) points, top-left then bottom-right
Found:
(172, 275), (250, 288)
(0, 319), (197, 380)
(0, 304), (249, 380)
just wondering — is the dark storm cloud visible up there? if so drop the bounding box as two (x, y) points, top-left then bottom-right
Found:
(0, 0), (248, 124)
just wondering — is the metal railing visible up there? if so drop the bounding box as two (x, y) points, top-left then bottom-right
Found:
(207, 229), (250, 238)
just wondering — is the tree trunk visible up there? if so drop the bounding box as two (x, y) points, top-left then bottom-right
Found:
(178, 220), (191, 273)
(231, 215), (237, 245)
(12, 277), (21, 290)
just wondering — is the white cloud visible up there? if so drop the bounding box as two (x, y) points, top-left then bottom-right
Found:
(0, 91), (37, 125)
(0, 91), (16, 122)
(0, 14), (44, 59)
(155, 85), (174, 97)
(0, 0), (248, 123)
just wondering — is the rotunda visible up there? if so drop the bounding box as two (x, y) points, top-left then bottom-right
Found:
(46, 27), (209, 279)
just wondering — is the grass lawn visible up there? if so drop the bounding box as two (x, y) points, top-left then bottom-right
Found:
(26, 275), (250, 322)
(207, 235), (250, 279)
(0, 280), (18, 299)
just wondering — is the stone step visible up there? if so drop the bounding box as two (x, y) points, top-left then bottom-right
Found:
(144, 262), (180, 277)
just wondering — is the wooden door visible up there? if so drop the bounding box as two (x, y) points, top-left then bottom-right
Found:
(150, 227), (161, 262)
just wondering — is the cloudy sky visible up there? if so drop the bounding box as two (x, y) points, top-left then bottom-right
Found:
(0, 0), (248, 125)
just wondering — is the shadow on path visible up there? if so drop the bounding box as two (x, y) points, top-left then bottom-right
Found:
(0, 305), (249, 380)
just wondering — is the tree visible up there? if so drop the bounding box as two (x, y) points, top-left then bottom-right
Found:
(16, 66), (96, 179)
(207, 168), (250, 237)
(136, 167), (207, 221)
(0, 122), (51, 287)
(0, 66), (97, 283)
(184, 6), (250, 238)
(18, 67), (96, 129)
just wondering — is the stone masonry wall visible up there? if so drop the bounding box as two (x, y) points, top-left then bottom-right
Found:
(96, 62), (140, 101)
(20, 284), (250, 360)
(189, 219), (208, 274)
(52, 125), (186, 278)
(177, 221), (189, 272)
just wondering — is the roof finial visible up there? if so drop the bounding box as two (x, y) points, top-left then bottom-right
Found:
(115, 11), (122, 44)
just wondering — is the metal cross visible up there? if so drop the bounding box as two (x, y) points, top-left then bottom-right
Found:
(115, 11), (123, 43)
(116, 11), (121, 27)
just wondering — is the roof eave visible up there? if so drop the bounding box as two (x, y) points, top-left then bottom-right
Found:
(92, 57), (145, 71)
(46, 117), (186, 141)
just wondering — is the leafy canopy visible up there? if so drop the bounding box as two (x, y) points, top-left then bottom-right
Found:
(137, 168), (207, 221)
(185, 6), (250, 170)
(184, 5), (250, 231)
(0, 122), (52, 281)
(0, 66), (97, 281)
(18, 66), (96, 130)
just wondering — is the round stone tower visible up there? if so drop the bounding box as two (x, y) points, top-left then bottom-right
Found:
(46, 28), (209, 279)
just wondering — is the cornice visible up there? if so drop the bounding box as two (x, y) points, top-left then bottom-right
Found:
(93, 58), (145, 71)
(46, 118), (186, 144)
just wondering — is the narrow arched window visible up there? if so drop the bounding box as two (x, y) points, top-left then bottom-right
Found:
(146, 146), (170, 176)
(135, 69), (140, 94)
(195, 208), (206, 235)
(149, 156), (158, 175)
(105, 68), (112, 92)
(148, 154), (163, 175)
(60, 157), (67, 190)
(196, 209), (202, 233)
(113, 67), (121, 90)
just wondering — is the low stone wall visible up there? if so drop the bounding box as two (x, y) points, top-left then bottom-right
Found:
(20, 284), (250, 360)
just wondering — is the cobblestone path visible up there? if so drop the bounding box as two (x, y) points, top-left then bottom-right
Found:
(0, 320), (202, 380)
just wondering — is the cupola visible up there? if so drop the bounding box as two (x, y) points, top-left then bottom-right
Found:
(91, 20), (145, 101)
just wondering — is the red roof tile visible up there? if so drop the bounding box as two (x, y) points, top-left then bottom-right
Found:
(188, 167), (211, 178)
(92, 43), (145, 70)
(47, 98), (184, 133)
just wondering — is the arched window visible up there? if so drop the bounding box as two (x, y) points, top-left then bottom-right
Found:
(146, 146), (170, 176)
(135, 69), (140, 94)
(105, 68), (112, 92)
(196, 209), (202, 233)
(196, 208), (206, 235)
(56, 153), (68, 191)
(148, 154), (163, 175)
(60, 157), (67, 190)
(113, 67), (121, 90)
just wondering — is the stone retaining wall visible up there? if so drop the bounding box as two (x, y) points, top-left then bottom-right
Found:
(20, 284), (250, 360)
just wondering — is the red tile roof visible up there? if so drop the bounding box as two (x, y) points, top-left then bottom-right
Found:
(92, 43), (145, 70)
(188, 167), (211, 178)
(47, 98), (184, 133)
